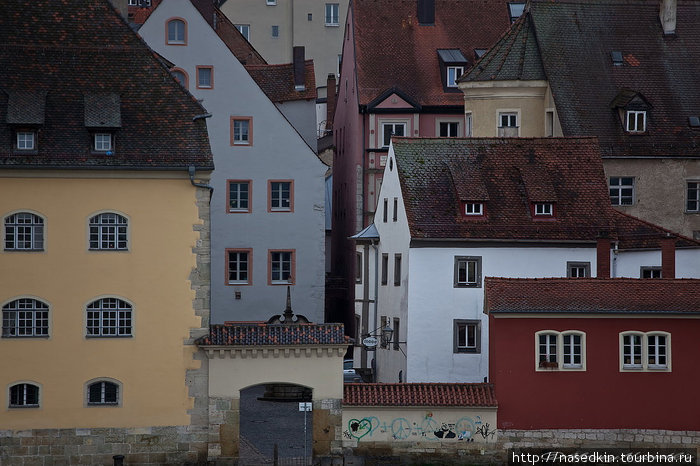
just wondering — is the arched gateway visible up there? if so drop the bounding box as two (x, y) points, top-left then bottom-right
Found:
(197, 295), (349, 462)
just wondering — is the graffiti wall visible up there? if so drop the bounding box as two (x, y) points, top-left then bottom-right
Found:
(341, 407), (498, 445)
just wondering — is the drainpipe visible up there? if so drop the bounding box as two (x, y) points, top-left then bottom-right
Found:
(188, 165), (214, 200)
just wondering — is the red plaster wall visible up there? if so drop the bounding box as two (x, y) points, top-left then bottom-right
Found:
(490, 315), (700, 430)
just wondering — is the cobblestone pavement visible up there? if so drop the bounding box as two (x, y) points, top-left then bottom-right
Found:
(239, 384), (313, 465)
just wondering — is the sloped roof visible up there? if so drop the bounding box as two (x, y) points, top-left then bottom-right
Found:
(393, 137), (700, 249)
(198, 323), (348, 346)
(245, 61), (317, 102)
(352, 0), (513, 108)
(0, 0), (213, 170)
(485, 277), (700, 314)
(463, 0), (700, 157)
(344, 383), (497, 407)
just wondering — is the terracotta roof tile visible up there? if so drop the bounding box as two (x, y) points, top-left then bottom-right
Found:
(353, 0), (513, 108)
(198, 323), (348, 346)
(0, 0), (213, 170)
(485, 277), (700, 314)
(344, 383), (497, 407)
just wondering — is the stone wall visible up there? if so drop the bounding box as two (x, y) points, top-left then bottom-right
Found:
(0, 426), (208, 465)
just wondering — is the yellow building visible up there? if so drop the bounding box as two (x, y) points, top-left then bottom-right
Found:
(0, 0), (213, 463)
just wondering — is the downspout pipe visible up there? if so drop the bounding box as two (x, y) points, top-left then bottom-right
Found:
(188, 165), (214, 200)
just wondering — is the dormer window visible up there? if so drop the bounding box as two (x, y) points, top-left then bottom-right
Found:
(463, 202), (484, 216)
(533, 202), (554, 217)
(626, 110), (646, 133)
(16, 131), (35, 151)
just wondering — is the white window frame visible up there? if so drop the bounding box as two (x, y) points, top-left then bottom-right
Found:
(686, 181), (700, 212)
(89, 212), (128, 251)
(380, 122), (407, 148)
(325, 3), (340, 26)
(446, 66), (464, 88)
(16, 131), (35, 150)
(2, 298), (49, 337)
(454, 256), (482, 288)
(94, 133), (112, 152)
(4, 212), (44, 251)
(227, 250), (250, 285)
(235, 24), (250, 41)
(535, 330), (586, 371)
(609, 176), (634, 206)
(454, 319), (481, 353)
(620, 331), (670, 372)
(86, 297), (133, 337)
(626, 110), (646, 133)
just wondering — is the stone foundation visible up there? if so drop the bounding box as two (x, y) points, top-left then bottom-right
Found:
(0, 425), (208, 465)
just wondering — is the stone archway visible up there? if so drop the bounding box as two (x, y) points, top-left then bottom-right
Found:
(198, 321), (348, 462)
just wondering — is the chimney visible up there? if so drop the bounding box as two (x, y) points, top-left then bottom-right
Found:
(417, 0), (435, 25)
(293, 46), (306, 92)
(326, 73), (337, 133)
(659, 0), (677, 35)
(661, 235), (676, 279)
(596, 236), (611, 279)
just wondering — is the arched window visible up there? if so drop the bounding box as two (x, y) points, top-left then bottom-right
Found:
(167, 18), (187, 45)
(4, 212), (44, 251)
(86, 298), (132, 337)
(87, 380), (120, 405)
(89, 212), (128, 250)
(2, 298), (49, 337)
(9, 383), (40, 408)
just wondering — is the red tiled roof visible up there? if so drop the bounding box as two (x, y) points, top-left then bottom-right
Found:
(353, 0), (513, 108)
(0, 0), (213, 170)
(246, 61), (317, 102)
(198, 323), (348, 346)
(485, 277), (700, 314)
(343, 383), (497, 407)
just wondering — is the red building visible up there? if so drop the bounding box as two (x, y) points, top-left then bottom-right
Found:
(485, 277), (700, 430)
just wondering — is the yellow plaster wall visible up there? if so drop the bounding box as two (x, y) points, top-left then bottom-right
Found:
(0, 174), (202, 429)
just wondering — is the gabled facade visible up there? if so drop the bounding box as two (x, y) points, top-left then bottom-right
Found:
(459, 0), (700, 239)
(485, 277), (700, 430)
(331, 0), (515, 334)
(0, 0), (213, 462)
(138, 0), (326, 324)
(354, 137), (700, 383)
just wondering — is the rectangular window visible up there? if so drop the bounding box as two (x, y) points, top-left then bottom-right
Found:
(641, 266), (662, 279)
(94, 133), (112, 152)
(381, 122), (406, 147)
(228, 180), (251, 213)
(687, 181), (700, 212)
(271, 25), (279, 37)
(355, 252), (362, 283)
(464, 202), (483, 216)
(235, 24), (250, 41)
(567, 262), (590, 278)
(392, 198), (398, 222)
(197, 66), (213, 89)
(393, 254), (401, 286)
(269, 250), (294, 284)
(16, 132), (35, 150)
(446, 66), (464, 87)
(381, 253), (388, 285)
(609, 177), (634, 206)
(269, 180), (293, 212)
(231, 117), (252, 145)
(439, 122), (459, 137)
(454, 256), (482, 288)
(454, 320), (480, 353)
(393, 317), (400, 350)
(325, 3), (339, 25)
(626, 110), (646, 132)
(227, 250), (250, 285)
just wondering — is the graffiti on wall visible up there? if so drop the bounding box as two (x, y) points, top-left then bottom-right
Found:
(345, 413), (496, 442)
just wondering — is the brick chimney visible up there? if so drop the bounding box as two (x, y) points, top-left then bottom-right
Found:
(659, 0), (677, 35)
(293, 46), (306, 92)
(326, 73), (337, 133)
(661, 236), (676, 279)
(596, 236), (611, 279)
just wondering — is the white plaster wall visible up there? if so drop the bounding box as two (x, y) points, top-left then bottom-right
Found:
(139, 0), (326, 324)
(406, 246), (598, 383)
